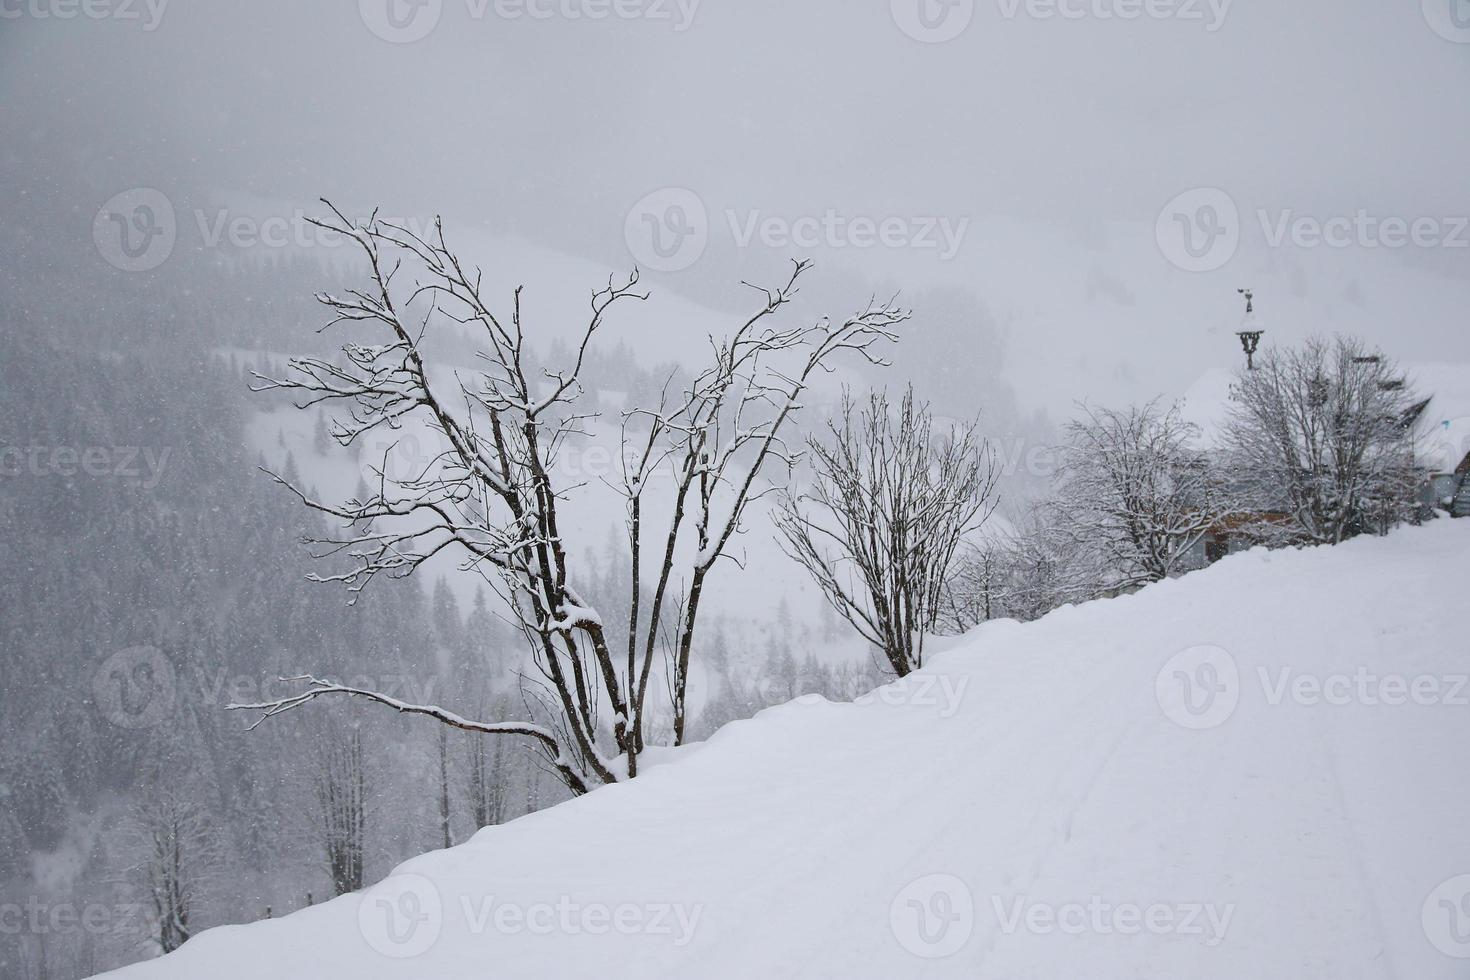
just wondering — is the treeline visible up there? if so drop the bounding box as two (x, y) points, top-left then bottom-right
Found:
(939, 335), (1434, 632)
(0, 276), (568, 977)
(0, 257), (884, 979)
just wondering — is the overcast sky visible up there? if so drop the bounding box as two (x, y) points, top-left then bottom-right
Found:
(5, 0), (1468, 414)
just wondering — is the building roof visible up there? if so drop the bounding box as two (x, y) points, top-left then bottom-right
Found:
(1177, 361), (1470, 473)
(1177, 367), (1238, 452)
(1410, 363), (1470, 474)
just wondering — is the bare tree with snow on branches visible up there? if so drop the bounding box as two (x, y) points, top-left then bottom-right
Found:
(775, 387), (997, 677)
(305, 718), (367, 897)
(936, 541), (1005, 634)
(1223, 336), (1423, 545)
(1047, 400), (1232, 588)
(123, 783), (218, 956)
(227, 202), (907, 794)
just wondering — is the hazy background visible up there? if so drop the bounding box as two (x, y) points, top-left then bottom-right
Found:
(2, 2), (1468, 976)
(5, 0), (1469, 415)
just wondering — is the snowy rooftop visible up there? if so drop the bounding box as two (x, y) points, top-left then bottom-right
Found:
(1178, 359), (1470, 473)
(1177, 366), (1238, 452)
(1407, 363), (1470, 473)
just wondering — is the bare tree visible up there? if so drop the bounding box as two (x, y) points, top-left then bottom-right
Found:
(467, 725), (507, 830)
(436, 727), (452, 850)
(1223, 336), (1422, 544)
(775, 387), (997, 676)
(229, 203), (905, 793)
(940, 503), (1107, 627)
(937, 541), (1005, 633)
(1048, 401), (1231, 588)
(306, 720), (366, 897)
(124, 783), (217, 955)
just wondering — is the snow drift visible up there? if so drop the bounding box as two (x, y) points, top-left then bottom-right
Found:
(101, 521), (1470, 979)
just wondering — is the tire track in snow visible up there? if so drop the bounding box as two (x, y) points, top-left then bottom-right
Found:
(1321, 723), (1399, 980)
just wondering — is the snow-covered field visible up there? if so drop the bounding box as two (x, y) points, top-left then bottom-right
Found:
(100, 521), (1470, 979)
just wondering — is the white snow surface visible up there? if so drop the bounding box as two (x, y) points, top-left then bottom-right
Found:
(1177, 366), (1237, 451)
(102, 522), (1470, 979)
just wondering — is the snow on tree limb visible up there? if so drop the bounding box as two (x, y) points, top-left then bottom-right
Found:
(241, 204), (904, 790)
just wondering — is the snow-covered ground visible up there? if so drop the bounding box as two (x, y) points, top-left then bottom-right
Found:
(100, 521), (1470, 979)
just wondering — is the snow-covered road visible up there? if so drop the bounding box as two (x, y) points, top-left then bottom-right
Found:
(103, 521), (1470, 979)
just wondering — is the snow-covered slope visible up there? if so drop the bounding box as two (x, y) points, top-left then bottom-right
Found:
(101, 522), (1470, 979)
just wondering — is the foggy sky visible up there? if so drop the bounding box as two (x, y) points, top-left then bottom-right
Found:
(4, 0), (1468, 414)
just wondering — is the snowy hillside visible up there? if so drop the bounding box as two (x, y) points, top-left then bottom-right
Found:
(96, 521), (1470, 979)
